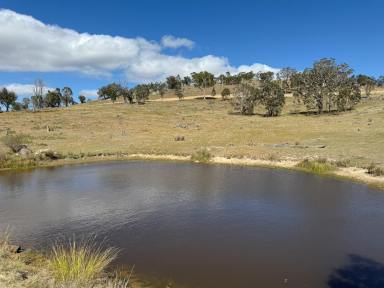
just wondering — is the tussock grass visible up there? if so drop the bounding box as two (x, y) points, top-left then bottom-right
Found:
(296, 158), (335, 174)
(0, 152), (37, 169)
(367, 163), (384, 177)
(0, 226), (11, 255)
(191, 148), (212, 163)
(49, 238), (119, 285)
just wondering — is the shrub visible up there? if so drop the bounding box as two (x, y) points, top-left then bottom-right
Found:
(221, 88), (231, 100)
(335, 159), (351, 167)
(367, 163), (384, 177)
(1, 133), (31, 153)
(296, 158), (335, 174)
(49, 238), (119, 285)
(191, 148), (212, 163)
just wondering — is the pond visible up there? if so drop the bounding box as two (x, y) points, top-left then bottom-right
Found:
(1, 161), (384, 287)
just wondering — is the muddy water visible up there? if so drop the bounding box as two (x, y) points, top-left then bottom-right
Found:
(1, 161), (384, 287)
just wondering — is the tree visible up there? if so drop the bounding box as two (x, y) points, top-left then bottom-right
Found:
(22, 98), (31, 109)
(277, 67), (297, 92)
(231, 83), (259, 115)
(257, 71), (274, 82)
(377, 76), (384, 87)
(182, 76), (192, 86)
(221, 88), (230, 100)
(0, 88), (17, 112)
(293, 58), (360, 113)
(121, 87), (134, 104)
(78, 95), (86, 103)
(12, 102), (23, 111)
(166, 76), (179, 89)
(260, 80), (285, 116)
(97, 83), (122, 102)
(61, 87), (73, 106)
(191, 71), (215, 99)
(157, 83), (167, 99)
(32, 79), (45, 110)
(134, 84), (150, 104)
(211, 87), (216, 97)
(175, 85), (184, 100)
(45, 88), (62, 107)
(357, 74), (376, 97)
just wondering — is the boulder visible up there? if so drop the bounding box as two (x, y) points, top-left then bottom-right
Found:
(17, 147), (32, 158)
(35, 149), (62, 160)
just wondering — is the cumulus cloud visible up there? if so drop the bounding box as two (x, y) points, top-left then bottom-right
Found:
(161, 35), (195, 49)
(0, 9), (279, 83)
(79, 89), (98, 98)
(0, 83), (54, 96)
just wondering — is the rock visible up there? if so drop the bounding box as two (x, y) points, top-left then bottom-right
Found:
(17, 147), (32, 158)
(174, 135), (185, 141)
(17, 270), (28, 280)
(10, 144), (28, 153)
(35, 149), (62, 160)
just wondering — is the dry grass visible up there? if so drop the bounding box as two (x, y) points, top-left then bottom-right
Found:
(0, 88), (383, 171)
(49, 238), (118, 285)
(0, 229), (132, 288)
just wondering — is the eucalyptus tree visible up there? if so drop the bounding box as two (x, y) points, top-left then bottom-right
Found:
(22, 97), (31, 109)
(356, 74), (376, 97)
(292, 58), (361, 113)
(277, 67), (297, 92)
(97, 83), (122, 102)
(0, 88), (17, 112)
(61, 87), (73, 106)
(231, 82), (259, 115)
(134, 84), (150, 104)
(45, 88), (62, 107)
(78, 95), (86, 103)
(191, 71), (215, 99)
(260, 80), (285, 116)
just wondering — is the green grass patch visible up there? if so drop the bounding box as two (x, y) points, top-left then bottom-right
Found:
(0, 153), (38, 170)
(296, 158), (335, 174)
(191, 148), (212, 163)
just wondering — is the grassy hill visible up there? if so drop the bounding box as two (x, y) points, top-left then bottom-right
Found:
(1, 87), (384, 186)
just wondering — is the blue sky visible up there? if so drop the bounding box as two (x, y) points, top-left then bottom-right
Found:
(0, 0), (383, 99)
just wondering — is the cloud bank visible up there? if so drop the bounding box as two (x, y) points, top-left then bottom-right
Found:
(0, 83), (54, 97)
(0, 9), (279, 83)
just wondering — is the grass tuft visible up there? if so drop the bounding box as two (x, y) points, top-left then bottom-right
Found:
(49, 237), (119, 285)
(0, 226), (11, 255)
(296, 158), (335, 174)
(367, 163), (384, 177)
(191, 148), (212, 163)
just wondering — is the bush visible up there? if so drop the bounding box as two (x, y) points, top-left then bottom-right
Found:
(191, 148), (212, 163)
(221, 88), (230, 100)
(296, 158), (335, 174)
(1, 133), (31, 153)
(49, 238), (119, 285)
(367, 163), (384, 177)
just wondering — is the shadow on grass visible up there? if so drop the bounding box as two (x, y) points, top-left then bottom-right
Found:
(327, 254), (384, 288)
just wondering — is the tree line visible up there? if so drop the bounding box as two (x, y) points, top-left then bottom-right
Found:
(0, 79), (87, 112)
(1, 58), (383, 113)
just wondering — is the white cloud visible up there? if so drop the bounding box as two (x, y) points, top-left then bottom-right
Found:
(161, 35), (195, 49)
(0, 83), (54, 97)
(79, 89), (98, 98)
(0, 9), (279, 83)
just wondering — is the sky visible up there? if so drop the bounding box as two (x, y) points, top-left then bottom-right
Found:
(0, 0), (383, 100)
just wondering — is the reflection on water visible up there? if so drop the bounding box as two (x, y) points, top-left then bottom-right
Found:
(1, 161), (384, 288)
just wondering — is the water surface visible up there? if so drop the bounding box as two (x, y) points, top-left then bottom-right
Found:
(1, 161), (384, 287)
